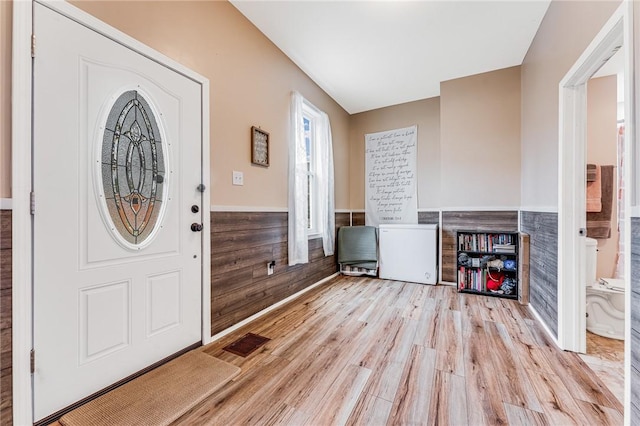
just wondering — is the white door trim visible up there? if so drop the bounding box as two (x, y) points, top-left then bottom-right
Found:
(13, 2), (211, 423)
(557, 0), (633, 410)
(12, 1), (34, 424)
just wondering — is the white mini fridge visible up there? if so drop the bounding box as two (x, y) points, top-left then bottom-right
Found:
(378, 224), (438, 285)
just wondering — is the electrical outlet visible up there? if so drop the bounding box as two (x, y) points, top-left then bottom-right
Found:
(232, 171), (244, 186)
(267, 261), (275, 275)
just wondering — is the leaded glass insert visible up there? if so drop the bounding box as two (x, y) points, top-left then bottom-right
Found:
(101, 90), (165, 245)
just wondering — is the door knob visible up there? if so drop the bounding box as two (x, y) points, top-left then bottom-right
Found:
(191, 223), (203, 232)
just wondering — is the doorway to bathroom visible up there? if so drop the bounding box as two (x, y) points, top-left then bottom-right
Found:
(556, 0), (633, 408)
(579, 55), (626, 404)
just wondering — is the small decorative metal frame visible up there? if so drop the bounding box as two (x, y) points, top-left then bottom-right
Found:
(251, 126), (269, 167)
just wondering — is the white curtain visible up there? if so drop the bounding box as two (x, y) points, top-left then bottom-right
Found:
(288, 91), (309, 265)
(317, 111), (335, 256)
(288, 91), (335, 265)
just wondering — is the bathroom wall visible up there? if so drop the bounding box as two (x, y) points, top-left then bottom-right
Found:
(586, 75), (619, 279)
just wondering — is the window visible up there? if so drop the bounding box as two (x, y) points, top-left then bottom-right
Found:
(288, 91), (335, 266)
(303, 107), (320, 236)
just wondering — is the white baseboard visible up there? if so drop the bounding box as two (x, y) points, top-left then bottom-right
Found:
(527, 304), (561, 349)
(209, 272), (339, 342)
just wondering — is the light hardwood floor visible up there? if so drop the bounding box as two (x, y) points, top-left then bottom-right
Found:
(579, 331), (625, 405)
(172, 275), (623, 425)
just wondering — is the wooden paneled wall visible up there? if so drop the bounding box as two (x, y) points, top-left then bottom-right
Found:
(631, 217), (640, 421)
(520, 211), (558, 338)
(441, 211), (518, 282)
(210, 211), (350, 335)
(418, 211), (439, 224)
(0, 210), (11, 425)
(351, 212), (365, 226)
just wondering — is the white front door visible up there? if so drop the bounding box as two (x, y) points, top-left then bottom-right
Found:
(33, 3), (204, 420)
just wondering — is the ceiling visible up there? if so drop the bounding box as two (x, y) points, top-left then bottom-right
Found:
(230, 0), (551, 114)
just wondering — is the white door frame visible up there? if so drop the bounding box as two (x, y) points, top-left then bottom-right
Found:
(12, 2), (211, 424)
(557, 1), (633, 356)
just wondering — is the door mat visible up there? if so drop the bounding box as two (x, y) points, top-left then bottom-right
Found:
(223, 333), (270, 357)
(59, 350), (240, 426)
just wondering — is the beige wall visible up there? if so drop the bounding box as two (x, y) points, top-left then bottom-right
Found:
(440, 66), (521, 208)
(587, 75), (618, 278)
(0, 1), (11, 198)
(588, 76), (618, 165)
(350, 66), (520, 211)
(5, 1), (351, 209)
(4, 0), (633, 215)
(349, 97), (440, 210)
(520, 0), (621, 209)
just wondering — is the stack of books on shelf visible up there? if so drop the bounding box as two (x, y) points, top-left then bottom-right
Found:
(458, 266), (486, 292)
(458, 233), (515, 253)
(493, 243), (515, 253)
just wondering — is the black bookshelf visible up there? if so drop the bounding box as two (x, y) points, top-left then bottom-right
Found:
(456, 230), (519, 300)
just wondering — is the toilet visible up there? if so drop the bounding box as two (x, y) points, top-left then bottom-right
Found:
(585, 237), (625, 340)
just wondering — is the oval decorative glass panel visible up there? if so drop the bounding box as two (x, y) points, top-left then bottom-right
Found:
(101, 90), (166, 246)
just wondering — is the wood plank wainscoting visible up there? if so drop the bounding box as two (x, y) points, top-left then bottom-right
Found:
(631, 216), (640, 421)
(441, 211), (519, 282)
(520, 211), (559, 338)
(418, 211), (440, 225)
(210, 211), (350, 335)
(0, 210), (12, 425)
(351, 212), (365, 226)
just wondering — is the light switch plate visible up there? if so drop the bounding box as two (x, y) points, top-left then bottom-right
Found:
(232, 171), (243, 186)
